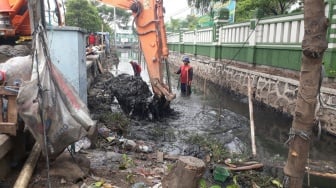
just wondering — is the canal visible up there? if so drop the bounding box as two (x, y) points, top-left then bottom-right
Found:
(112, 48), (336, 187)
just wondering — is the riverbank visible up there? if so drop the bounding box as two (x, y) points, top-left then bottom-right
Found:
(168, 52), (336, 137)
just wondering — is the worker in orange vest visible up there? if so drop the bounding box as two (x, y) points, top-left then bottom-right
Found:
(175, 56), (193, 95)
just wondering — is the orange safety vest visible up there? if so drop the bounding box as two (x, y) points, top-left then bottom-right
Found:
(180, 65), (191, 83)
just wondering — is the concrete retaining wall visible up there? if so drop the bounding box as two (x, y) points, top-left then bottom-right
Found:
(169, 52), (336, 135)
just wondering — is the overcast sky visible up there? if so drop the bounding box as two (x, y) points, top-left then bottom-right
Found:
(163, 0), (190, 20)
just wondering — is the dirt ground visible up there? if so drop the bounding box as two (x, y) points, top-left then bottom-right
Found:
(25, 56), (173, 188)
(21, 55), (273, 188)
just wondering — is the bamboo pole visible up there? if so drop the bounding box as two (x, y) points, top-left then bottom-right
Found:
(203, 77), (207, 98)
(248, 76), (256, 158)
(14, 142), (41, 188)
(308, 171), (336, 180)
(227, 163), (263, 171)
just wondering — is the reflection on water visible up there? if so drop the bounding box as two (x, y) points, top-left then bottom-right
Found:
(112, 49), (336, 187)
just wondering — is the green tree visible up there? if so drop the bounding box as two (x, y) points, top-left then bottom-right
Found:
(65, 0), (103, 32)
(185, 15), (199, 30)
(167, 18), (181, 32)
(93, 2), (132, 27)
(187, 0), (299, 23)
(235, 0), (298, 22)
(187, 0), (225, 15)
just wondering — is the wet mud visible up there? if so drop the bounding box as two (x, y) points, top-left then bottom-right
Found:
(90, 49), (336, 187)
(88, 70), (175, 121)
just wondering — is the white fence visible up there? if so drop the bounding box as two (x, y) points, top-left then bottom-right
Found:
(167, 2), (336, 48)
(196, 28), (213, 43)
(219, 22), (250, 44)
(167, 33), (180, 43)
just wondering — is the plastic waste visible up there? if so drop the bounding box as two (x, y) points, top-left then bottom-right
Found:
(131, 182), (148, 188)
(138, 145), (153, 153)
(213, 165), (230, 182)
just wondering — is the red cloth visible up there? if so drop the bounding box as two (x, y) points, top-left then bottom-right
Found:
(130, 61), (141, 76)
(88, 34), (95, 45)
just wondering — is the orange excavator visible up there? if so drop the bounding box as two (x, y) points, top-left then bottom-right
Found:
(99, 0), (175, 102)
(0, 0), (31, 42)
(0, 0), (64, 43)
(0, 0), (175, 102)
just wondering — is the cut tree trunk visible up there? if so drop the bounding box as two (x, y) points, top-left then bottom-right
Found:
(283, 0), (328, 187)
(162, 156), (206, 188)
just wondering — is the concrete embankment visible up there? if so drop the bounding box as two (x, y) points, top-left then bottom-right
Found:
(169, 52), (336, 136)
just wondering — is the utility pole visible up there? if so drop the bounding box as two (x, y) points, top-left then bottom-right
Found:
(283, 0), (328, 187)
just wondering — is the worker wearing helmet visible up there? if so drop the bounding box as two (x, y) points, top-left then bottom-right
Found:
(175, 56), (193, 95)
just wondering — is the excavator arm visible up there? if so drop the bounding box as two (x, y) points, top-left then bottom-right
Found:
(99, 0), (175, 101)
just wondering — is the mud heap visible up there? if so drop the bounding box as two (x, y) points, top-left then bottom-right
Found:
(88, 72), (173, 120)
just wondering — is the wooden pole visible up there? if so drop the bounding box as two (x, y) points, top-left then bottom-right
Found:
(283, 0), (328, 187)
(13, 143), (41, 188)
(248, 76), (256, 158)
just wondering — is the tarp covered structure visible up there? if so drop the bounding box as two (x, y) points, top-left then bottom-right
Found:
(16, 24), (95, 159)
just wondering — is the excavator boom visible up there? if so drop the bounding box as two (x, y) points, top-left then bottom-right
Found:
(99, 0), (175, 101)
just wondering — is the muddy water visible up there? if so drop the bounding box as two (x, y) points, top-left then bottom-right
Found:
(111, 49), (336, 187)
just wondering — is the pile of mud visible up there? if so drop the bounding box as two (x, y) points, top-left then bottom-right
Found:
(88, 72), (173, 120)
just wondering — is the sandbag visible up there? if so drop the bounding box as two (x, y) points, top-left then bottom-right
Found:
(0, 55), (32, 86)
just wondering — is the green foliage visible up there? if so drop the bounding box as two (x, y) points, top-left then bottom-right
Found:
(99, 112), (129, 130)
(166, 15), (199, 31)
(96, 4), (132, 28)
(271, 179), (283, 188)
(179, 15), (199, 30)
(65, 0), (103, 32)
(226, 175), (240, 188)
(210, 186), (222, 188)
(167, 18), (180, 32)
(235, 0), (298, 22)
(186, 134), (229, 163)
(199, 178), (207, 188)
(186, 0), (298, 23)
(126, 172), (135, 184)
(119, 154), (134, 169)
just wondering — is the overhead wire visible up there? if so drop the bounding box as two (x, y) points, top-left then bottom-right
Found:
(225, 19), (260, 66)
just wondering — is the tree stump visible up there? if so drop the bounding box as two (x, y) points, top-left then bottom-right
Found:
(162, 156), (206, 188)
